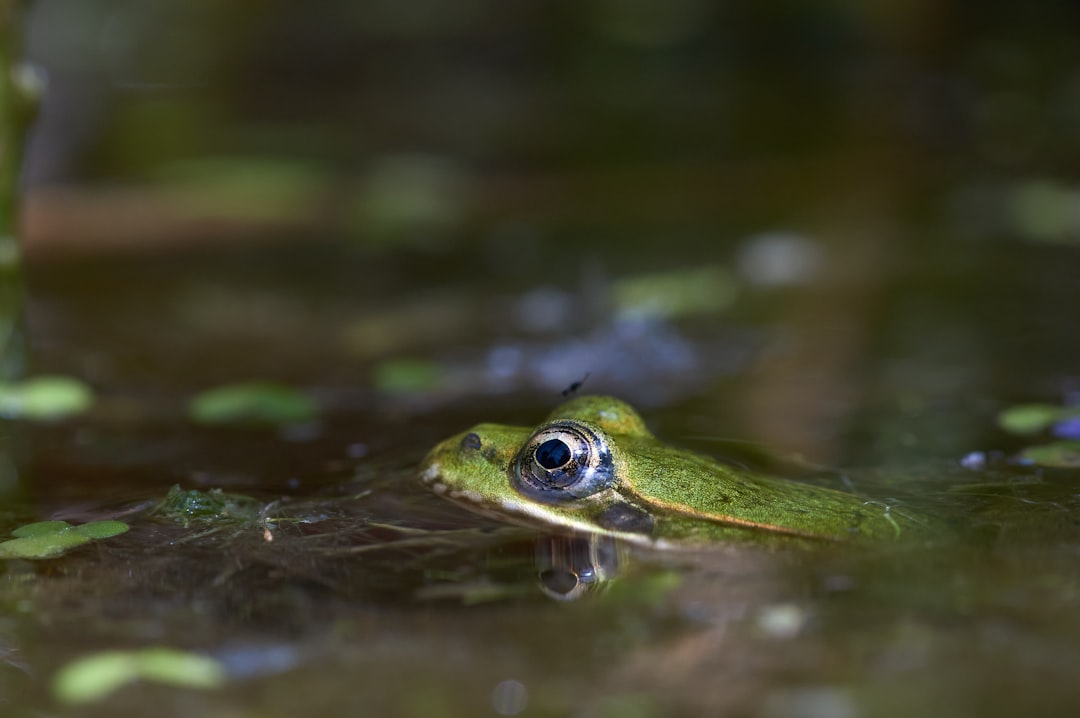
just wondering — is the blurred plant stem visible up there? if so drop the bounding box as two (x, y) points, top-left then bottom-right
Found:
(0, 0), (31, 381)
(0, 1), (31, 499)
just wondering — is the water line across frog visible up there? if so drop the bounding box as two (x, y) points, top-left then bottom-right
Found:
(421, 396), (923, 548)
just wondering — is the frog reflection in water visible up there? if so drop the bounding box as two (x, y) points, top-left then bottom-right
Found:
(422, 396), (922, 548)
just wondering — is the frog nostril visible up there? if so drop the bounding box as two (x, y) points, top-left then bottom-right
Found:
(536, 438), (571, 469)
(460, 432), (482, 451)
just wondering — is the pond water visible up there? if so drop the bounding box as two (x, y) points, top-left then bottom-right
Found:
(1, 237), (1076, 718)
(6, 3), (1080, 716)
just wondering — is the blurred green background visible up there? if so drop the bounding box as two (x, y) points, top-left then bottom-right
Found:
(21, 0), (1080, 252)
(14, 0), (1080, 467)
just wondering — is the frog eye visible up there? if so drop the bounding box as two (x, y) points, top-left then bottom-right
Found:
(511, 420), (615, 503)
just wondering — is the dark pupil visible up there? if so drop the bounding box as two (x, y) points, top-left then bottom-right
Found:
(536, 439), (572, 470)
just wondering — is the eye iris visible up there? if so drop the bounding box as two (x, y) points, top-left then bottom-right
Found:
(535, 438), (571, 470)
(511, 420), (615, 504)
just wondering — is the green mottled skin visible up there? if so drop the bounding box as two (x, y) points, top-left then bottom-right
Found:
(421, 396), (921, 548)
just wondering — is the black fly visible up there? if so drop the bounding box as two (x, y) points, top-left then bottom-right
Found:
(561, 373), (591, 397)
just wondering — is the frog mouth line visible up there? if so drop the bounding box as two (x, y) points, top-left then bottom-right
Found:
(421, 460), (668, 548)
(421, 463), (485, 504)
(423, 460), (560, 513)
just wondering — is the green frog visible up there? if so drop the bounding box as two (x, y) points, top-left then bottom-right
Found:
(421, 395), (923, 548)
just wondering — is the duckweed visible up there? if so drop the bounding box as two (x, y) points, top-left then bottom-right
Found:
(0, 519), (129, 559)
(188, 382), (317, 425)
(0, 376), (93, 420)
(53, 648), (225, 705)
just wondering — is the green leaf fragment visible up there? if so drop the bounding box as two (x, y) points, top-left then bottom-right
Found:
(997, 404), (1065, 435)
(72, 520), (130, 539)
(0, 530), (90, 558)
(0, 519), (129, 558)
(53, 651), (140, 705)
(11, 520), (72, 537)
(1019, 441), (1080, 468)
(372, 358), (443, 393)
(53, 648), (226, 705)
(188, 382), (317, 425)
(612, 265), (738, 319)
(135, 648), (226, 687)
(0, 375), (94, 420)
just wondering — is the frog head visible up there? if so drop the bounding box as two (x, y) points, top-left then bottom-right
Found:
(422, 396), (917, 548)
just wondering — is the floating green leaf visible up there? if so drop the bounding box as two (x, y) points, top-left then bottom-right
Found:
(72, 520), (131, 539)
(373, 358), (443, 393)
(0, 530), (90, 558)
(188, 382), (317, 425)
(997, 404), (1066, 435)
(11, 520), (72, 537)
(0, 375), (93, 420)
(134, 647), (226, 686)
(53, 648), (226, 705)
(53, 651), (140, 705)
(0, 519), (129, 559)
(1019, 441), (1080, 468)
(612, 265), (738, 319)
